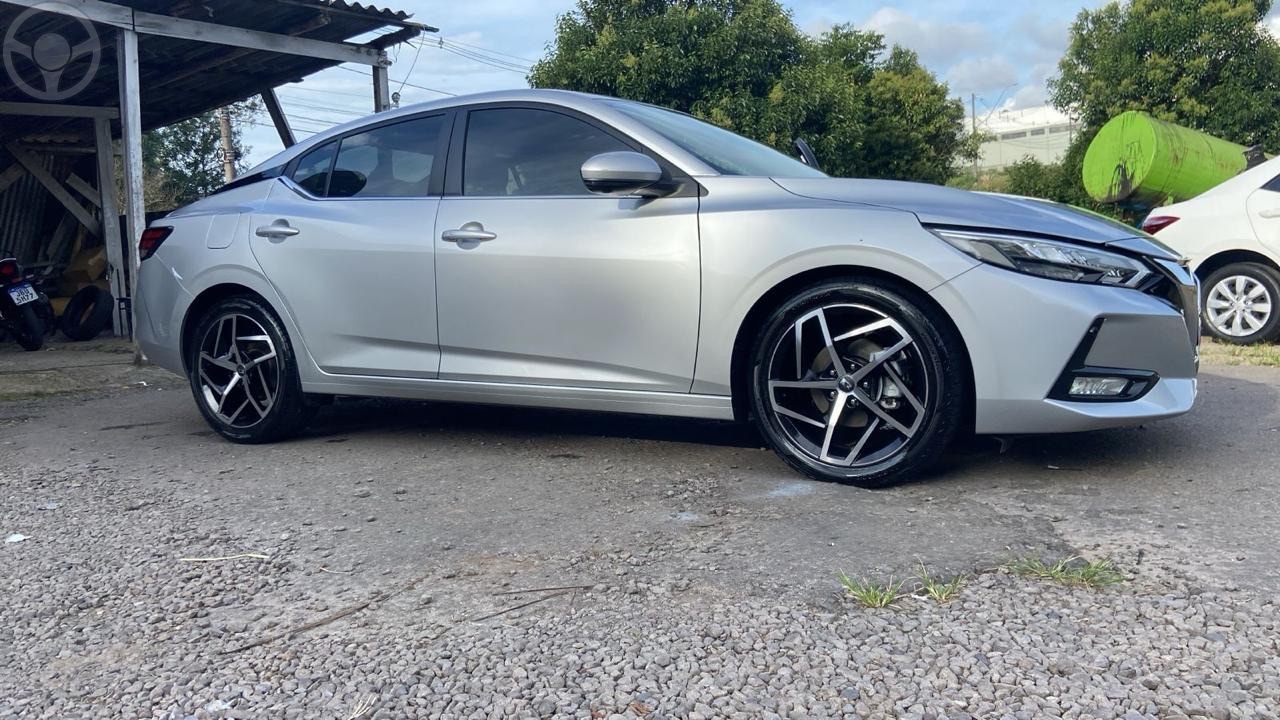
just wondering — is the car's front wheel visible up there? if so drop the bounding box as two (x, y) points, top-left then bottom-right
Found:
(748, 279), (967, 487)
(187, 296), (314, 443)
(1201, 263), (1280, 345)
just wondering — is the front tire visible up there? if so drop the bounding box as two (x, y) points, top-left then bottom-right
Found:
(1201, 263), (1280, 345)
(187, 296), (314, 443)
(748, 279), (967, 488)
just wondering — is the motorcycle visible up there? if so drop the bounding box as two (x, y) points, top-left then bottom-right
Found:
(0, 251), (54, 351)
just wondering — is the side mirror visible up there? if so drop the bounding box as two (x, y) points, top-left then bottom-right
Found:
(581, 151), (665, 196)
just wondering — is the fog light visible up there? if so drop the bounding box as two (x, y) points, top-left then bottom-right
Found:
(1069, 376), (1131, 397)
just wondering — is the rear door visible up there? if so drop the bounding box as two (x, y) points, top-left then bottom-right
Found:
(1246, 173), (1280, 257)
(250, 112), (450, 378)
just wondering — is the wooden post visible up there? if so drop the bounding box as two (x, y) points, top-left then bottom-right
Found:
(217, 107), (237, 182)
(117, 28), (145, 345)
(261, 89), (295, 148)
(94, 117), (126, 337)
(372, 54), (392, 113)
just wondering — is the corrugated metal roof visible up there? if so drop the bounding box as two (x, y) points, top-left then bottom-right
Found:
(0, 0), (429, 140)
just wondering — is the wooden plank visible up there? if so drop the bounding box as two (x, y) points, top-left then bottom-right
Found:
(66, 173), (102, 208)
(0, 164), (25, 194)
(0, 102), (119, 119)
(371, 64), (389, 113)
(261, 89), (296, 148)
(5, 143), (102, 237)
(5, 0), (383, 64)
(132, 9), (382, 65)
(95, 117), (126, 337)
(118, 29), (146, 343)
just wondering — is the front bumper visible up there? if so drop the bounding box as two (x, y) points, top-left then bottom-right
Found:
(931, 260), (1199, 435)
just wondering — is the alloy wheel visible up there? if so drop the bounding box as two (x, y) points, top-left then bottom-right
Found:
(196, 313), (280, 428)
(1206, 275), (1273, 338)
(765, 304), (929, 468)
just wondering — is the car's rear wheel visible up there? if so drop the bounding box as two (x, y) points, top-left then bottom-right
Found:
(1201, 263), (1280, 345)
(748, 279), (967, 488)
(187, 296), (314, 443)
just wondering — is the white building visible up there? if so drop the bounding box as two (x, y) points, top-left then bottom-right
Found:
(972, 106), (1081, 170)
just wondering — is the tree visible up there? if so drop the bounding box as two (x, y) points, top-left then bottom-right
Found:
(1050, 0), (1280, 150)
(529, 0), (977, 183)
(142, 101), (259, 207)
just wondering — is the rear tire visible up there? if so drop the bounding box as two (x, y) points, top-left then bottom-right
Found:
(1201, 263), (1280, 345)
(7, 304), (44, 351)
(748, 279), (967, 488)
(186, 295), (314, 443)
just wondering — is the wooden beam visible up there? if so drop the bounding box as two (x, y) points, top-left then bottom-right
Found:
(261, 89), (296, 148)
(118, 28), (146, 343)
(0, 164), (25, 194)
(153, 15), (331, 91)
(5, 144), (101, 237)
(0, 101), (119, 119)
(66, 173), (101, 208)
(6, 149), (97, 230)
(95, 117), (126, 337)
(3, 0), (384, 66)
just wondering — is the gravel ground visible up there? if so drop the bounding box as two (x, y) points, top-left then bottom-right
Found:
(4, 348), (1280, 718)
(3, 448), (1280, 719)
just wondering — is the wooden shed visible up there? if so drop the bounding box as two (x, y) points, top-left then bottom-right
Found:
(0, 0), (432, 337)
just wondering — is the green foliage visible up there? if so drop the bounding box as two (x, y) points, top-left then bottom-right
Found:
(838, 571), (904, 608)
(142, 101), (260, 207)
(529, 0), (977, 183)
(1051, 0), (1280, 152)
(1008, 556), (1125, 588)
(914, 563), (964, 603)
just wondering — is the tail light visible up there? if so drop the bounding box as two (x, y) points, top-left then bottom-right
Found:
(0, 258), (21, 284)
(139, 227), (174, 261)
(1142, 215), (1179, 234)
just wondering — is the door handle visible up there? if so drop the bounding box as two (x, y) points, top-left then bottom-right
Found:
(1260, 208), (1280, 219)
(441, 222), (497, 243)
(255, 220), (300, 238)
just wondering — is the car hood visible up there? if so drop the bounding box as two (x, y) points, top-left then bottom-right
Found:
(773, 178), (1174, 254)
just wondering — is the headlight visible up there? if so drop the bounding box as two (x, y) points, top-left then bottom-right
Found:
(930, 228), (1152, 288)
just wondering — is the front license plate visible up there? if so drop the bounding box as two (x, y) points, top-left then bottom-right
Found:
(7, 283), (38, 306)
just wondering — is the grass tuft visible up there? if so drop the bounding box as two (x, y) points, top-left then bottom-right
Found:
(1008, 555), (1124, 588)
(914, 563), (965, 603)
(838, 571), (903, 608)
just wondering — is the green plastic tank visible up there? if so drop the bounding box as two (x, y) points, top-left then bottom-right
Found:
(1082, 111), (1249, 205)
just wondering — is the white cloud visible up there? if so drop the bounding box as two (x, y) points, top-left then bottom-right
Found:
(946, 56), (1019, 97)
(861, 7), (990, 66)
(1265, 14), (1280, 40)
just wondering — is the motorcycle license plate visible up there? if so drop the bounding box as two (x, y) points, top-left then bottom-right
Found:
(7, 283), (38, 306)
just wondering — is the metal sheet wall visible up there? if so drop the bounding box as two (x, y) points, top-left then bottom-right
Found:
(0, 150), (74, 265)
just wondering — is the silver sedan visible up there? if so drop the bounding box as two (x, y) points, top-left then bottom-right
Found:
(136, 90), (1200, 486)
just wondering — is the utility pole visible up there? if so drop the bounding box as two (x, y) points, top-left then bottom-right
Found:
(217, 107), (237, 183)
(971, 93), (979, 176)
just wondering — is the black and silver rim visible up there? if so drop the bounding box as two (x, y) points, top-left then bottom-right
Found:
(1206, 275), (1273, 338)
(197, 313), (280, 428)
(766, 304), (929, 468)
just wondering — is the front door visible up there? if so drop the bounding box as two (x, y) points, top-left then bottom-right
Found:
(250, 112), (449, 378)
(434, 106), (701, 393)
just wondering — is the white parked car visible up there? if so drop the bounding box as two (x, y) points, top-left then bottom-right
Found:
(1144, 155), (1280, 344)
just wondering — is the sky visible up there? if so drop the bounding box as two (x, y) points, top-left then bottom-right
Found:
(242, 0), (1280, 164)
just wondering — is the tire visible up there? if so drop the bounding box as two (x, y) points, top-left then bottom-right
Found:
(1201, 263), (1280, 344)
(748, 279), (968, 488)
(5, 303), (45, 351)
(60, 286), (114, 341)
(186, 295), (314, 443)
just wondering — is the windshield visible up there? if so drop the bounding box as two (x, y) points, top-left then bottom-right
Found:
(607, 100), (826, 178)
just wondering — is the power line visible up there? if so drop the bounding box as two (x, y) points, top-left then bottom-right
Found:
(422, 40), (531, 75)
(398, 37), (424, 96)
(337, 65), (456, 97)
(439, 36), (538, 64)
